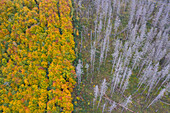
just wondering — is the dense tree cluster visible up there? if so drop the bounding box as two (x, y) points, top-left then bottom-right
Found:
(0, 0), (76, 112)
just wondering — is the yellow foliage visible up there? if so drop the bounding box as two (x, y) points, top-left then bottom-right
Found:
(0, 0), (76, 112)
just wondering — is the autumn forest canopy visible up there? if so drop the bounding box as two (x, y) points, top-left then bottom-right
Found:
(0, 0), (170, 113)
(0, 0), (76, 112)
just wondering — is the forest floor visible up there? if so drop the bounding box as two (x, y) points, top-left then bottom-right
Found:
(72, 37), (170, 113)
(71, 1), (170, 112)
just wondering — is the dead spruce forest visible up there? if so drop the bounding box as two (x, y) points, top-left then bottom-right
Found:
(0, 0), (170, 113)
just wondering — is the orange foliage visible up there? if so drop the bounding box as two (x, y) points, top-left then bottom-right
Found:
(0, 0), (76, 112)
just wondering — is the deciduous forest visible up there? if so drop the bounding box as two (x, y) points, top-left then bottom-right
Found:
(0, 0), (169, 113)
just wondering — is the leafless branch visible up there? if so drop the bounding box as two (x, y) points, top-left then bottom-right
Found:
(104, 94), (135, 113)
